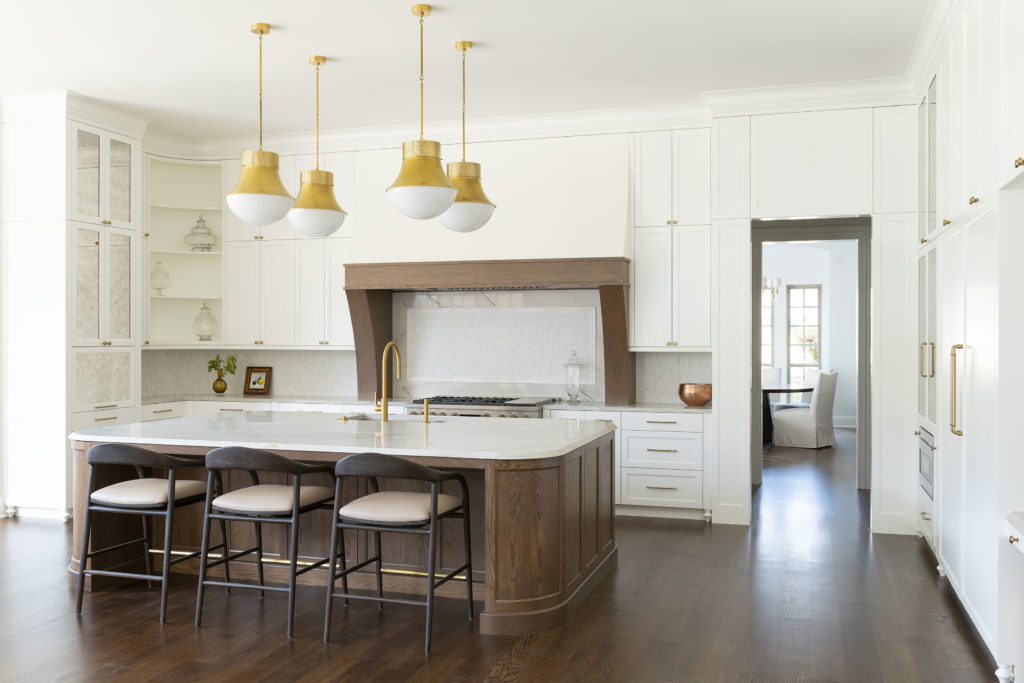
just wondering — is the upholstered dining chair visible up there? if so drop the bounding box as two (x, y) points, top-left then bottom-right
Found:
(772, 370), (838, 448)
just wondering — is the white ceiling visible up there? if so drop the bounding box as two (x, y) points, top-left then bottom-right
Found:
(1, 0), (931, 139)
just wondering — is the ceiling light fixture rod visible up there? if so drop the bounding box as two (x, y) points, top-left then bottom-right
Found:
(252, 23), (270, 150)
(311, 55), (325, 170)
(456, 41), (472, 161)
(413, 4), (431, 139)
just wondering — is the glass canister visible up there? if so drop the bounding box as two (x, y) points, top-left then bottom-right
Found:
(192, 301), (218, 341)
(150, 261), (171, 295)
(564, 349), (584, 402)
(184, 215), (217, 252)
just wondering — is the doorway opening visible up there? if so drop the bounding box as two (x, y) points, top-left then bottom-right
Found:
(750, 218), (872, 491)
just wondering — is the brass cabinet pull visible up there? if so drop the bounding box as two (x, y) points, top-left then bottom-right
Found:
(943, 219), (951, 226)
(646, 448), (678, 453)
(151, 408), (173, 414)
(101, 219), (112, 225)
(220, 408), (243, 412)
(969, 196), (980, 205)
(646, 485), (678, 491)
(950, 344), (964, 436)
(646, 420), (677, 424)
(920, 238), (928, 243)
(914, 430), (921, 435)
(919, 343), (927, 378)
(94, 416), (118, 422)
(1015, 158), (1024, 169)
(930, 343), (936, 378)
(94, 404), (117, 409)
(920, 512), (931, 521)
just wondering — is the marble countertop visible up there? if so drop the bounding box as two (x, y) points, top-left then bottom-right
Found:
(69, 412), (616, 461)
(546, 401), (712, 414)
(142, 394), (409, 406)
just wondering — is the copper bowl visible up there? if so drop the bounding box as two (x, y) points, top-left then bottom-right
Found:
(678, 383), (712, 407)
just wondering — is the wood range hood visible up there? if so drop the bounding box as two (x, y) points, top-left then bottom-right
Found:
(344, 257), (635, 406)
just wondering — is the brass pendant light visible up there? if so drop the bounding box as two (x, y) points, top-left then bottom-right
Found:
(289, 56), (348, 237)
(226, 23), (293, 226)
(387, 4), (457, 220)
(439, 41), (495, 233)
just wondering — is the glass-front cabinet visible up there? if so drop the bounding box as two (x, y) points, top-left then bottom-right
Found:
(918, 77), (939, 243)
(917, 248), (937, 426)
(72, 224), (137, 346)
(71, 123), (139, 230)
(71, 348), (136, 411)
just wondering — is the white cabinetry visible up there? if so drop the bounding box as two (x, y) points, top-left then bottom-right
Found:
(70, 122), (140, 229)
(633, 129), (710, 228)
(873, 106), (918, 214)
(1000, 0), (1024, 188)
(224, 239), (295, 346)
(631, 225), (711, 350)
(294, 238), (355, 347)
(70, 347), (136, 412)
(619, 411), (706, 513)
(917, 248), (937, 428)
(750, 109), (873, 218)
(72, 224), (137, 346)
(711, 117), (750, 219)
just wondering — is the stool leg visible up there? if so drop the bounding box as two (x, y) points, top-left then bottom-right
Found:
(159, 504), (175, 624)
(254, 521), (265, 598)
(76, 500), (93, 615)
(374, 531), (384, 613)
(462, 510), (474, 621)
(339, 528), (349, 607)
(194, 495), (214, 628)
(141, 514), (153, 588)
(218, 518), (231, 595)
(286, 513), (301, 639)
(424, 522), (438, 654)
(323, 523), (339, 643)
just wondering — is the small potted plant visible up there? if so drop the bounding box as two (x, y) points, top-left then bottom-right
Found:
(208, 354), (238, 394)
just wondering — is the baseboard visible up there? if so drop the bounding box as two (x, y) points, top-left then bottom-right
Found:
(834, 416), (858, 428)
(11, 506), (71, 521)
(615, 505), (707, 521)
(871, 511), (915, 535)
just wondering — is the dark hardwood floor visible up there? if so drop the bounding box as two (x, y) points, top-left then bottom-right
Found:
(0, 429), (995, 681)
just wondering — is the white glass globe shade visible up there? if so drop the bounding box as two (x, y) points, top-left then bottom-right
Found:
(387, 185), (457, 220)
(438, 202), (495, 233)
(226, 193), (293, 227)
(288, 207), (347, 237)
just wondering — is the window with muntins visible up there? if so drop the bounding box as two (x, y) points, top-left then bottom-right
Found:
(787, 285), (821, 384)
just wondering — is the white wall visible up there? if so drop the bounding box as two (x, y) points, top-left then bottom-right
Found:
(762, 240), (858, 427)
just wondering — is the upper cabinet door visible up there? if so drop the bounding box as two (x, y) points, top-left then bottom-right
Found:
(105, 227), (136, 345)
(224, 241), (261, 344)
(327, 239), (355, 347)
(750, 109), (872, 218)
(72, 225), (136, 347)
(937, 44), (954, 229)
(631, 226), (673, 348)
(873, 105), (918, 215)
(73, 226), (102, 345)
(999, 0), (1024, 189)
(70, 123), (138, 229)
(294, 238), (326, 345)
(672, 129), (711, 225)
(671, 225), (711, 348)
(633, 132), (673, 228)
(258, 239), (295, 345)
(711, 117), (751, 219)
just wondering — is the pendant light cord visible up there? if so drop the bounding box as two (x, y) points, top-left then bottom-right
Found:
(419, 10), (425, 140)
(258, 31), (264, 151)
(460, 45), (467, 161)
(315, 62), (320, 170)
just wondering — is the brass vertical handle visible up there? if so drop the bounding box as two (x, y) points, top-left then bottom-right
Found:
(929, 342), (936, 378)
(919, 343), (927, 378)
(422, 399), (430, 424)
(950, 344), (964, 436)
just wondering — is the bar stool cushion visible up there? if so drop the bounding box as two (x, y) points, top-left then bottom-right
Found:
(339, 491), (461, 524)
(90, 478), (206, 507)
(213, 484), (333, 515)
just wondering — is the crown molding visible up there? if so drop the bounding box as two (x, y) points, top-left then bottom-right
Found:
(66, 92), (150, 139)
(905, 0), (964, 99)
(143, 102), (712, 159)
(701, 77), (915, 117)
(0, 90), (68, 124)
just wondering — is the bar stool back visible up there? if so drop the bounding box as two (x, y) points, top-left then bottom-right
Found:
(323, 453), (474, 653)
(76, 443), (209, 623)
(195, 446), (334, 638)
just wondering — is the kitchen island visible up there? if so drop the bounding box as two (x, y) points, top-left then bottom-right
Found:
(69, 412), (616, 635)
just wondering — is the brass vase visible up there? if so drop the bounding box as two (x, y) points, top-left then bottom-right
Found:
(213, 369), (227, 394)
(678, 383), (712, 407)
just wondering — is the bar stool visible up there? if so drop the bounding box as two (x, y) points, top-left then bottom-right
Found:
(323, 453), (474, 654)
(76, 443), (210, 623)
(195, 446), (334, 638)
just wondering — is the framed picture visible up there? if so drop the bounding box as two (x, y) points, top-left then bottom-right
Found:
(243, 367), (272, 395)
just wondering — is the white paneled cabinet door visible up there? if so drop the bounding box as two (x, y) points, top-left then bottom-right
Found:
(1002, 0), (1024, 188)
(70, 124), (138, 229)
(672, 225), (711, 347)
(294, 239), (326, 345)
(258, 239), (295, 345)
(632, 226), (672, 347)
(937, 226), (965, 592)
(711, 117), (750, 219)
(633, 132), (673, 228)
(672, 129), (711, 225)
(327, 239), (355, 347)
(106, 134), (137, 230)
(225, 241), (261, 344)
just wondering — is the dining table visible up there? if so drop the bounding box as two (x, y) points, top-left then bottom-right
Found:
(761, 383), (815, 443)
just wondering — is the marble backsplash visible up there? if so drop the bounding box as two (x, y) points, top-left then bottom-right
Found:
(635, 352), (712, 403)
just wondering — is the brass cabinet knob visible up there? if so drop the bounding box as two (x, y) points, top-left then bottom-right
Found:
(665, 220), (671, 225)
(1011, 536), (1020, 544)
(942, 219), (951, 226)
(1015, 157), (1023, 169)
(101, 219), (112, 225)
(914, 430), (920, 435)
(920, 512), (931, 521)
(666, 341), (672, 346)
(144, 340), (150, 345)
(969, 196), (980, 205)
(920, 238), (927, 243)
(144, 232), (150, 238)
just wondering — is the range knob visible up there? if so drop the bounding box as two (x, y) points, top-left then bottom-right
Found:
(409, 410), (421, 415)
(451, 411), (460, 417)
(482, 413), (492, 418)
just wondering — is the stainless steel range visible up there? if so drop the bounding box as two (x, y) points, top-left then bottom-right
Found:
(407, 396), (557, 418)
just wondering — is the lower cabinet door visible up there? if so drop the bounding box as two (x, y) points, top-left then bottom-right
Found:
(620, 468), (702, 508)
(70, 348), (136, 412)
(622, 432), (701, 469)
(70, 406), (139, 431)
